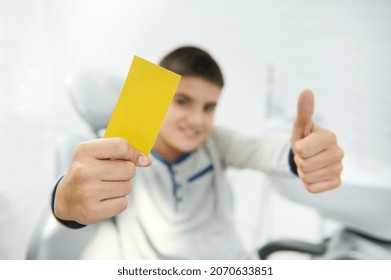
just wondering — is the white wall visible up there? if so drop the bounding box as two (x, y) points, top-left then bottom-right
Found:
(1, 0), (390, 259)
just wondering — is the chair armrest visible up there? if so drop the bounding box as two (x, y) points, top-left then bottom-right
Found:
(258, 239), (329, 259)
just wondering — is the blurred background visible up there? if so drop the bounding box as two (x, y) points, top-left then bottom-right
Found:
(1, 0), (390, 259)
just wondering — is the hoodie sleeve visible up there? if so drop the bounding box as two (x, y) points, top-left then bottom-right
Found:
(211, 126), (297, 176)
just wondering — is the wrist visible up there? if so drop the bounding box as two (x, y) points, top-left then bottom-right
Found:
(51, 175), (86, 229)
(288, 148), (298, 176)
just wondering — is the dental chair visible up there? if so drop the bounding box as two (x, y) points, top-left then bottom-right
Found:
(258, 166), (391, 260)
(26, 71), (123, 259)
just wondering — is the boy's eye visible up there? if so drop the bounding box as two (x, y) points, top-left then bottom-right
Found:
(204, 104), (216, 112)
(176, 98), (189, 106)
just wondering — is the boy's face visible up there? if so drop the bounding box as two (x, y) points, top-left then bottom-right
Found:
(153, 76), (221, 162)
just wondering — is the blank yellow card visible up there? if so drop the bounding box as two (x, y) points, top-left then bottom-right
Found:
(104, 56), (181, 155)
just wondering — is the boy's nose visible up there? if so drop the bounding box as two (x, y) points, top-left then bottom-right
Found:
(187, 109), (204, 126)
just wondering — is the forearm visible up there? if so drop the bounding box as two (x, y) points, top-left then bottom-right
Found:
(213, 127), (297, 176)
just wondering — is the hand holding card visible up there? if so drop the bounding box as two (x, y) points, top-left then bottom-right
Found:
(54, 56), (181, 225)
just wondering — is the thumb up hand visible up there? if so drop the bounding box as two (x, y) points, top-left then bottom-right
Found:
(291, 89), (344, 193)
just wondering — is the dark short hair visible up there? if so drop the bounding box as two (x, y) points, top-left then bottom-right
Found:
(159, 46), (224, 88)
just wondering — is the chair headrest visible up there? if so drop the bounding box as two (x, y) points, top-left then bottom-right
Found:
(64, 71), (123, 135)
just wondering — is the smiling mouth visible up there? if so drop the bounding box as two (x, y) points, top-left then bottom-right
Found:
(180, 127), (201, 139)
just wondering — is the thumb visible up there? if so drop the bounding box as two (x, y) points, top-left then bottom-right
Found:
(91, 138), (152, 167)
(291, 89), (315, 144)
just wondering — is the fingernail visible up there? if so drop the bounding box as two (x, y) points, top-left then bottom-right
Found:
(138, 155), (148, 166)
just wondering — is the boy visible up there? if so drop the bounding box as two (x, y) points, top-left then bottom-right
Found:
(52, 46), (344, 259)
